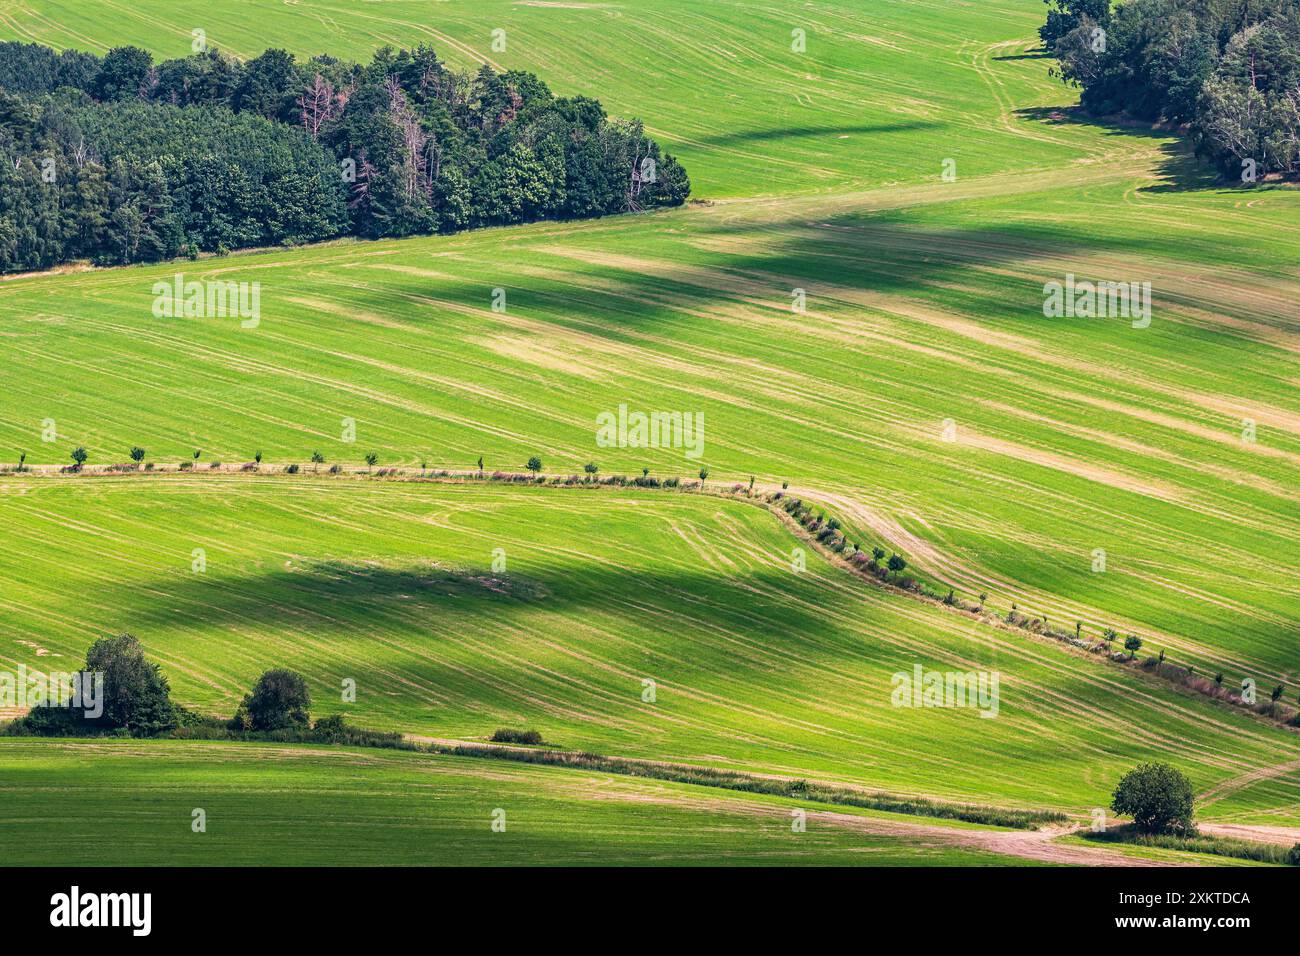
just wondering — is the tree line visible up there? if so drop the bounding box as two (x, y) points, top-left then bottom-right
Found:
(1042, 0), (1300, 180)
(0, 40), (690, 273)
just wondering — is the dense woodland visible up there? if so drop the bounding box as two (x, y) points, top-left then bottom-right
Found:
(0, 41), (689, 273)
(1043, 0), (1300, 179)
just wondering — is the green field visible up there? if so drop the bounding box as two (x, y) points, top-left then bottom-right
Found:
(0, 738), (1049, 866)
(1, 472), (1297, 829)
(0, 0), (1297, 865)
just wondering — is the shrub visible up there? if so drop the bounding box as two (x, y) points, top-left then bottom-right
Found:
(490, 728), (544, 745)
(328, 464), (342, 474)
(285, 463), (299, 474)
(237, 669), (311, 732)
(311, 714), (349, 742)
(1111, 762), (1195, 835)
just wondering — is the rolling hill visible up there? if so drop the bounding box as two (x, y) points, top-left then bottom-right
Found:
(0, 0), (1296, 865)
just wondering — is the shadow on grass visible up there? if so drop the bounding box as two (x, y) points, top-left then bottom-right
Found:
(1014, 106), (1229, 193)
(692, 121), (942, 148)
(992, 51), (1052, 61)
(111, 555), (854, 671)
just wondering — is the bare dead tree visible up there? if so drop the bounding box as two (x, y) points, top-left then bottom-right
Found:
(627, 134), (654, 212)
(385, 76), (431, 199)
(349, 153), (377, 210)
(298, 74), (338, 141)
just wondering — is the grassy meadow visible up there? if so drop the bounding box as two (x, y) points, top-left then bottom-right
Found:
(0, 738), (1048, 866)
(0, 473), (1296, 827)
(1, 1), (1297, 686)
(0, 0), (1297, 864)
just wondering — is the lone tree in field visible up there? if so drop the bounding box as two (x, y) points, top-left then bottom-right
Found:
(887, 553), (907, 576)
(365, 453), (379, 473)
(311, 451), (325, 472)
(1111, 762), (1195, 835)
(253, 450), (263, 465)
(236, 668), (311, 732)
(130, 446), (145, 467)
(872, 547), (886, 562)
(641, 466), (650, 478)
(1124, 635), (1143, 660)
(584, 462), (599, 477)
(84, 633), (177, 735)
(193, 449), (201, 462)
(1271, 683), (1285, 703)
(477, 456), (484, 473)
(17, 451), (26, 472)
(698, 467), (709, 482)
(70, 446), (87, 470)
(526, 456), (542, 475)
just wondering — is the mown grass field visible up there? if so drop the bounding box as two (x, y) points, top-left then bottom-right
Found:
(0, 738), (1050, 866)
(0, 473), (1296, 829)
(0, 0), (1297, 864)
(1, 0), (1297, 687)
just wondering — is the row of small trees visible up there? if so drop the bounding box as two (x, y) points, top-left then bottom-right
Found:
(30, 449), (718, 482)
(14, 446), (387, 473)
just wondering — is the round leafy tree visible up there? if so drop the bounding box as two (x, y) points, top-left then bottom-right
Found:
(239, 668), (311, 731)
(1111, 762), (1195, 835)
(84, 633), (176, 735)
